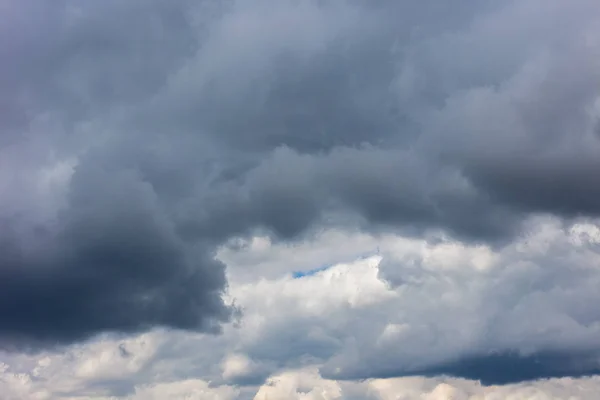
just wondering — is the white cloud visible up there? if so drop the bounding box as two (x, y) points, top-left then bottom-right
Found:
(222, 353), (255, 382)
(252, 368), (600, 400)
(126, 380), (239, 400)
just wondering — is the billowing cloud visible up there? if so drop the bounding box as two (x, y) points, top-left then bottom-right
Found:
(214, 221), (600, 385)
(2, 0), (600, 393)
(254, 369), (600, 400)
(0, 160), (232, 346)
(2, 223), (600, 397)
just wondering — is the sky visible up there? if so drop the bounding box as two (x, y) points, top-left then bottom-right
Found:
(1, 0), (600, 398)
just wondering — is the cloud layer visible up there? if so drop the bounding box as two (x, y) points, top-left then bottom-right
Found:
(2, 0), (600, 396)
(3, 223), (600, 398)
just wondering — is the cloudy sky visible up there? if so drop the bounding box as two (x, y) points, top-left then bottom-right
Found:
(2, 0), (600, 398)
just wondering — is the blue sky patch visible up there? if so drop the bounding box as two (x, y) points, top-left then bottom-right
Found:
(292, 265), (332, 279)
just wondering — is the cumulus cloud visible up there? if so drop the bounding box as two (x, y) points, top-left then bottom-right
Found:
(254, 369), (600, 400)
(318, 221), (600, 383)
(0, 158), (232, 346)
(1, 223), (600, 397)
(2, 0), (600, 395)
(212, 221), (600, 385)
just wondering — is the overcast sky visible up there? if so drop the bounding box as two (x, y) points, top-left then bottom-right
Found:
(2, 0), (600, 399)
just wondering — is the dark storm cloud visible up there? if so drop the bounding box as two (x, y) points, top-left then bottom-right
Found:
(0, 159), (231, 346)
(325, 350), (600, 385)
(465, 153), (600, 217)
(1, 0), (600, 379)
(426, 351), (600, 385)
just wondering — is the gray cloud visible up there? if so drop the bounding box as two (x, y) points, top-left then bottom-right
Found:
(0, 158), (231, 346)
(2, 1), (600, 390)
(421, 351), (600, 385)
